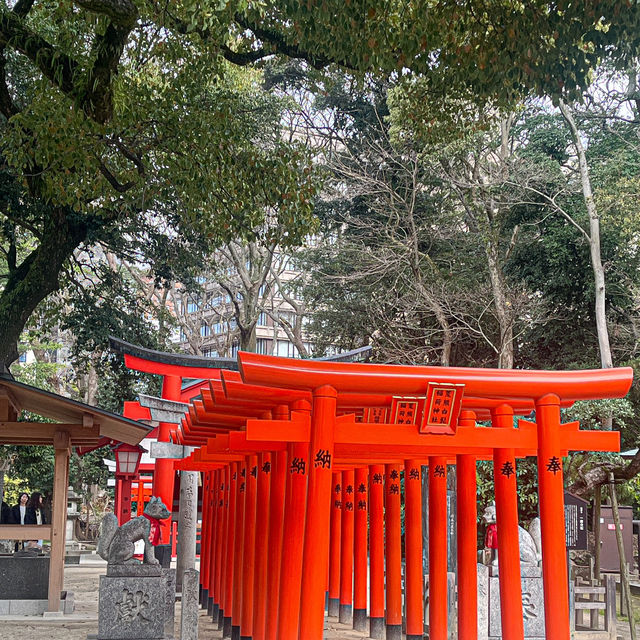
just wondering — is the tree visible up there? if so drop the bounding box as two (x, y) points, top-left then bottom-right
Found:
(0, 0), (638, 365)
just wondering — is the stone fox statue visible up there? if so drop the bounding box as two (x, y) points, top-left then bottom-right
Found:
(98, 497), (170, 565)
(482, 502), (542, 569)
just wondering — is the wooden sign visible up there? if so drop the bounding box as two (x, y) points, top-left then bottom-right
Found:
(564, 491), (588, 550)
(390, 397), (425, 425)
(420, 383), (464, 435)
(364, 407), (388, 424)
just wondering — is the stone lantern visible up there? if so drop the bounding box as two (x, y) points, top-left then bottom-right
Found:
(65, 486), (82, 546)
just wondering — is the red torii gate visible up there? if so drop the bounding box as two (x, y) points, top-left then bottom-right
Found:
(167, 354), (631, 640)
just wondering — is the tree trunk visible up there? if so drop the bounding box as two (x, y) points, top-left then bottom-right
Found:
(558, 100), (613, 371)
(0, 208), (88, 366)
(485, 234), (514, 369)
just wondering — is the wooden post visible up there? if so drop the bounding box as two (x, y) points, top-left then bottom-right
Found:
(492, 404), (524, 640)
(203, 472), (214, 610)
(154, 374), (181, 544)
(594, 485), (601, 581)
(353, 467), (368, 632)
(208, 469), (220, 617)
(48, 430), (70, 613)
(404, 460), (424, 640)
(339, 468), (355, 625)
(276, 439), (309, 640)
(299, 385), (338, 640)
(214, 468), (227, 623)
(265, 448), (287, 640)
(328, 472), (342, 617)
(253, 453), (271, 640)
(217, 466), (230, 629)
(429, 456), (448, 640)
(456, 454), (477, 639)
(232, 461), (246, 640)
(223, 462), (238, 638)
(241, 454), (258, 640)
(200, 471), (210, 608)
(535, 395), (570, 640)
(369, 464), (385, 639)
(385, 463), (402, 640)
(608, 472), (636, 640)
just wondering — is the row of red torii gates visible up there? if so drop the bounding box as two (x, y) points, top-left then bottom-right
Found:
(116, 341), (633, 640)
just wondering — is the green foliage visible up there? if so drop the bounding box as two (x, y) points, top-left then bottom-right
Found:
(477, 458), (543, 524)
(2, 475), (30, 505)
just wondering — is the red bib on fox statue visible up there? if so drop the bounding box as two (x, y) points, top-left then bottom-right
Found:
(143, 512), (164, 546)
(484, 523), (498, 550)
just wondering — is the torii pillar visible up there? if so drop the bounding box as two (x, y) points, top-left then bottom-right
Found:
(299, 385), (338, 640)
(154, 374), (181, 543)
(536, 394), (570, 639)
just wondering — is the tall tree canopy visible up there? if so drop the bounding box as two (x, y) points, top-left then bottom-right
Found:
(0, 0), (638, 366)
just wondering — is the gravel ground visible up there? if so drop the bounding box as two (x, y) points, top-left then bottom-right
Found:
(0, 564), (639, 639)
(0, 564), (373, 640)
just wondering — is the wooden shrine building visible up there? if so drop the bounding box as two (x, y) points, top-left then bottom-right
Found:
(0, 375), (151, 613)
(115, 344), (633, 640)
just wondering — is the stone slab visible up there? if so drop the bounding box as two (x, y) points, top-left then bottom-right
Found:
(98, 574), (167, 639)
(477, 563), (489, 640)
(163, 568), (176, 638)
(107, 564), (163, 577)
(180, 569), (199, 640)
(9, 599), (47, 615)
(0, 600), (9, 615)
(64, 591), (75, 614)
(488, 576), (545, 638)
(0, 555), (49, 599)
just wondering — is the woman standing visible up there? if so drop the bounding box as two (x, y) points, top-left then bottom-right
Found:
(11, 492), (29, 525)
(25, 492), (46, 525)
(25, 492), (46, 548)
(11, 492), (29, 550)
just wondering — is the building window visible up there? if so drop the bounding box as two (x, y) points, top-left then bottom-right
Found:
(228, 318), (238, 330)
(257, 312), (268, 327)
(256, 338), (270, 355)
(231, 342), (240, 357)
(211, 295), (223, 307)
(200, 323), (210, 337)
(203, 348), (219, 358)
(186, 296), (201, 313)
(179, 329), (188, 342)
(277, 340), (298, 358)
(213, 323), (223, 334)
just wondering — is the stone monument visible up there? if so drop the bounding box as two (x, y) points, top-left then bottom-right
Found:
(478, 503), (545, 640)
(89, 497), (175, 640)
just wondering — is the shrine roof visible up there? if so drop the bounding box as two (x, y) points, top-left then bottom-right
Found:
(237, 352), (633, 402)
(0, 376), (152, 446)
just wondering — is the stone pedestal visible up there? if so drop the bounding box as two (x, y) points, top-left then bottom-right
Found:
(486, 573), (545, 639)
(478, 564), (545, 640)
(94, 565), (175, 640)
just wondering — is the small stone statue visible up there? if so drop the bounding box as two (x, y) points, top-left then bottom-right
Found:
(482, 502), (542, 572)
(98, 497), (170, 565)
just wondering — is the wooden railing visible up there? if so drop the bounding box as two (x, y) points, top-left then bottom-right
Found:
(0, 524), (52, 540)
(571, 574), (616, 639)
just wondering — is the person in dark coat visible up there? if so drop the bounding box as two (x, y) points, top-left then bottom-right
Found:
(25, 492), (46, 525)
(11, 492), (29, 525)
(0, 495), (12, 524)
